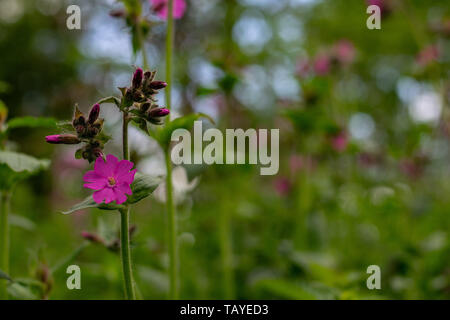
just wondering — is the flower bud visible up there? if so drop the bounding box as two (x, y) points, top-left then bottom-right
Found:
(81, 231), (105, 244)
(109, 9), (125, 18)
(45, 134), (81, 145)
(148, 107), (170, 118)
(141, 102), (152, 113)
(132, 68), (143, 89)
(149, 81), (167, 90)
(88, 104), (100, 124)
(72, 106), (85, 126)
(0, 103), (7, 127)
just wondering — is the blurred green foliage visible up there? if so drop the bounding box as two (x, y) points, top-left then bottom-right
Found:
(0, 0), (449, 299)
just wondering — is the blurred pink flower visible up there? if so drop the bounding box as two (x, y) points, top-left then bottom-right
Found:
(273, 177), (291, 197)
(314, 54), (331, 76)
(151, 0), (186, 20)
(367, 0), (390, 14)
(83, 154), (136, 205)
(295, 58), (311, 78)
(334, 40), (356, 65)
(416, 45), (439, 67)
(331, 131), (348, 152)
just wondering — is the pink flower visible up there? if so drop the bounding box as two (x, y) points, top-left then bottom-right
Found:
(331, 131), (348, 152)
(151, 0), (186, 20)
(334, 40), (356, 65)
(416, 45), (439, 67)
(83, 154), (136, 205)
(273, 177), (291, 197)
(313, 54), (331, 76)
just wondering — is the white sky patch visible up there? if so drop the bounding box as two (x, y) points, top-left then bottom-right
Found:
(233, 11), (272, 55)
(233, 65), (274, 110)
(188, 58), (224, 89)
(272, 65), (300, 100)
(193, 96), (220, 122)
(349, 113), (375, 140)
(409, 91), (442, 123)
(277, 14), (303, 43)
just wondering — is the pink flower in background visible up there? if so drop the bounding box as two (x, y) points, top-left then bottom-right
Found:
(83, 154), (136, 205)
(334, 40), (356, 65)
(416, 45), (439, 67)
(273, 177), (291, 197)
(151, 0), (186, 20)
(331, 131), (348, 152)
(295, 58), (311, 78)
(313, 54), (331, 76)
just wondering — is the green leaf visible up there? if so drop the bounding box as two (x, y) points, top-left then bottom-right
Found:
(0, 269), (12, 282)
(7, 282), (37, 300)
(97, 96), (121, 109)
(6, 116), (57, 132)
(62, 172), (163, 215)
(56, 121), (75, 133)
(0, 151), (50, 190)
(155, 113), (215, 148)
(254, 278), (317, 300)
(9, 214), (36, 231)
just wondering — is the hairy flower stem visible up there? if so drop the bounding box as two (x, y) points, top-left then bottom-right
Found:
(119, 113), (136, 300)
(165, 149), (178, 299)
(0, 192), (11, 299)
(164, 0), (179, 300)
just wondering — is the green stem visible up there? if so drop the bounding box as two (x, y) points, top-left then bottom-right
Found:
(119, 113), (136, 300)
(136, 17), (149, 70)
(164, 0), (178, 299)
(119, 208), (135, 300)
(0, 192), (11, 299)
(165, 149), (178, 299)
(165, 0), (174, 122)
(219, 205), (234, 299)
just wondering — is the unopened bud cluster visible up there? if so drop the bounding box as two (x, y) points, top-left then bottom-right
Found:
(46, 104), (106, 162)
(122, 68), (170, 127)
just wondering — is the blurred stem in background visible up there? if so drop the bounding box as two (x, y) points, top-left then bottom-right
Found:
(137, 16), (149, 70)
(0, 192), (11, 299)
(120, 113), (136, 300)
(219, 202), (235, 299)
(164, 0), (179, 299)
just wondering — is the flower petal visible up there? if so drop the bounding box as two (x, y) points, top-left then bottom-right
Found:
(93, 188), (113, 204)
(83, 170), (102, 182)
(94, 157), (113, 177)
(116, 182), (132, 195)
(113, 188), (128, 204)
(106, 154), (119, 169)
(117, 169), (136, 185)
(115, 160), (134, 176)
(84, 180), (107, 190)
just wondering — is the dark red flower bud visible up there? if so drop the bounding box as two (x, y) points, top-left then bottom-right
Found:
(149, 81), (167, 90)
(148, 107), (170, 118)
(88, 104), (100, 124)
(45, 134), (80, 145)
(81, 231), (105, 244)
(132, 68), (143, 89)
(109, 9), (125, 18)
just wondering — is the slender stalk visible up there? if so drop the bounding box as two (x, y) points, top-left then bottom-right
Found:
(119, 113), (136, 300)
(219, 205), (234, 299)
(0, 192), (11, 299)
(164, 0), (178, 300)
(165, 149), (178, 299)
(165, 0), (174, 121)
(136, 17), (149, 70)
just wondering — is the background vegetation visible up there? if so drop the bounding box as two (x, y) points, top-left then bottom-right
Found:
(0, 0), (449, 299)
